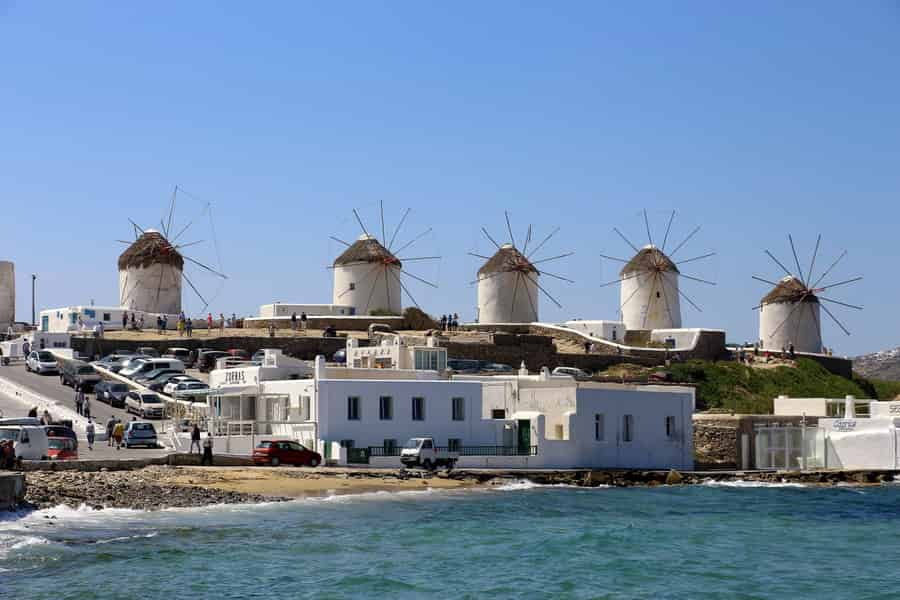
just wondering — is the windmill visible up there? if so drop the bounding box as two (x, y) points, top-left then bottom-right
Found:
(753, 235), (862, 354)
(329, 201), (440, 315)
(117, 186), (227, 316)
(469, 213), (573, 324)
(600, 210), (715, 331)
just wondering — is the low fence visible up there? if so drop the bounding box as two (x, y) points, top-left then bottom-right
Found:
(352, 445), (539, 464)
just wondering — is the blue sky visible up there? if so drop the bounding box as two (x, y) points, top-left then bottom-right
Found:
(1, 2), (898, 356)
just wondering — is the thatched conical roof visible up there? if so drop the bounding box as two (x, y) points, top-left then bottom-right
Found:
(118, 230), (184, 271)
(761, 276), (818, 305)
(478, 244), (538, 276)
(620, 245), (678, 276)
(333, 235), (401, 267)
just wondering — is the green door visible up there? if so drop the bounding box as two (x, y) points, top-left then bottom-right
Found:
(517, 420), (531, 455)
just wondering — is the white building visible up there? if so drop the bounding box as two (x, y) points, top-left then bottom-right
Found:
(39, 305), (176, 333)
(118, 230), (183, 315)
(259, 303), (356, 318)
(204, 350), (695, 470)
(620, 245), (682, 331)
(477, 244), (540, 324)
(0, 260), (14, 326)
(344, 335), (447, 371)
(564, 320), (625, 343)
(332, 234), (402, 316)
(758, 276), (822, 353)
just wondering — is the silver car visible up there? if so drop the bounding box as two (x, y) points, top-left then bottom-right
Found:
(124, 421), (158, 449)
(26, 351), (58, 375)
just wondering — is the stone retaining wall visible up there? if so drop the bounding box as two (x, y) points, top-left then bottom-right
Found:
(692, 414), (820, 469)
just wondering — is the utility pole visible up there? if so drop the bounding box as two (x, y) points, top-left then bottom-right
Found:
(31, 274), (36, 326)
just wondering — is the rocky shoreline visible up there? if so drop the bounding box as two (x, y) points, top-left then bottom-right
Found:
(15, 465), (900, 512)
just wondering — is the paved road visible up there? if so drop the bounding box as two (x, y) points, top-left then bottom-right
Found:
(0, 364), (170, 460)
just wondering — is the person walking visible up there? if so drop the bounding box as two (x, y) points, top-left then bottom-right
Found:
(28, 406), (38, 418)
(219, 313), (225, 333)
(162, 315), (168, 334)
(300, 312), (308, 332)
(113, 419), (125, 450)
(190, 424), (201, 455)
(440, 315), (447, 331)
(130, 313), (136, 330)
(86, 418), (95, 451)
(83, 395), (91, 420)
(207, 313), (213, 335)
(138, 314), (145, 331)
(291, 312), (297, 333)
(201, 432), (214, 465)
(106, 416), (116, 446)
(185, 318), (193, 337)
(122, 311), (128, 330)
(75, 386), (85, 416)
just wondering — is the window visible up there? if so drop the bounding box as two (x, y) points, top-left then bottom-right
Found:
(594, 414), (605, 441)
(666, 416), (676, 439)
(383, 439), (397, 453)
(103, 313), (111, 321)
(452, 397), (465, 421)
(412, 397), (425, 421)
(347, 396), (360, 421)
(491, 409), (506, 419)
(379, 396), (393, 420)
(348, 283), (356, 291)
(300, 396), (311, 421)
(415, 349), (441, 371)
(622, 414), (634, 442)
(448, 438), (462, 452)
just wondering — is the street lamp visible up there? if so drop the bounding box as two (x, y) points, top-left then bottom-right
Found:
(31, 274), (36, 327)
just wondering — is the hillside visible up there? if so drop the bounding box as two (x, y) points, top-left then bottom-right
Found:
(853, 347), (900, 381)
(598, 359), (881, 414)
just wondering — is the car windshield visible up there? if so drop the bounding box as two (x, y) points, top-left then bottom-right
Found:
(37, 352), (54, 361)
(0, 429), (20, 441)
(141, 395), (161, 404)
(403, 438), (423, 449)
(256, 441), (273, 448)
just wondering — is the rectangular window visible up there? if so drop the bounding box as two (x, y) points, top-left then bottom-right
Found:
(347, 396), (360, 421)
(452, 397), (465, 421)
(623, 414), (634, 442)
(383, 439), (397, 453)
(379, 396), (393, 420)
(340, 439), (354, 449)
(412, 397), (425, 421)
(448, 438), (462, 452)
(300, 396), (311, 421)
(491, 408), (506, 419)
(103, 313), (111, 321)
(594, 414), (605, 441)
(666, 416), (676, 439)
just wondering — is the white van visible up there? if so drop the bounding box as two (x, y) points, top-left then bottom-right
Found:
(120, 358), (185, 379)
(0, 425), (50, 460)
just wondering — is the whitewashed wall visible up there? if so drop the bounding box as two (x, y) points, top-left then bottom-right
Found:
(759, 300), (822, 353)
(259, 303), (355, 318)
(119, 263), (182, 315)
(620, 270), (681, 330)
(332, 263), (401, 315)
(564, 320), (625, 342)
(477, 270), (539, 324)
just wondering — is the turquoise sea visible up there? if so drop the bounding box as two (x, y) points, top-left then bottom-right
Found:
(2, 480), (900, 599)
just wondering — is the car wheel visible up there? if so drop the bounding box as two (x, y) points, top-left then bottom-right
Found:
(309, 456), (320, 467)
(271, 457), (280, 467)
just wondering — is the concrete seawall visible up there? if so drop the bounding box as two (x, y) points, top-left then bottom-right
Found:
(0, 471), (26, 509)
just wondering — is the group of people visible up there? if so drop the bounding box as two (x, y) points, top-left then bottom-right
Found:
(26, 406), (53, 425)
(290, 312), (309, 333)
(189, 423), (215, 465)
(1, 439), (18, 469)
(439, 313), (459, 332)
(74, 386), (92, 419)
(121, 311), (145, 331)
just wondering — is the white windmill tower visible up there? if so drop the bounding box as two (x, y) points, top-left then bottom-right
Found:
(0, 260), (14, 326)
(470, 213), (573, 324)
(601, 210), (715, 332)
(117, 186), (227, 316)
(753, 235), (862, 354)
(330, 202), (440, 315)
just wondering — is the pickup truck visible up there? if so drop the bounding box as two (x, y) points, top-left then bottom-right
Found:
(400, 437), (459, 470)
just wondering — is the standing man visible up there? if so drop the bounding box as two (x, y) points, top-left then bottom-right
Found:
(207, 313), (213, 335)
(190, 423), (201, 454)
(300, 312), (308, 332)
(122, 311), (128, 330)
(106, 415), (116, 446)
(75, 385), (85, 416)
(86, 418), (95, 451)
(186, 318), (193, 337)
(113, 418), (124, 450)
(219, 313), (225, 333)
(201, 432), (214, 465)
(291, 312), (297, 334)
(83, 394), (91, 420)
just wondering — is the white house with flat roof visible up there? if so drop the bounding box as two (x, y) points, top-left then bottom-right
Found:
(344, 335), (447, 371)
(39, 305), (177, 334)
(202, 349), (694, 469)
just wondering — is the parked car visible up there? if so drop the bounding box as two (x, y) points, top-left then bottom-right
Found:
(44, 425), (78, 449)
(115, 356), (151, 375)
(59, 360), (101, 390)
(134, 368), (183, 386)
(226, 349), (250, 361)
(447, 358), (481, 374)
(162, 375), (201, 395)
(252, 440), (321, 467)
(400, 437), (458, 470)
(25, 350), (59, 375)
(161, 347), (191, 363)
(197, 351), (229, 373)
(251, 349), (268, 364)
(368, 323), (394, 338)
(94, 381), (129, 408)
(123, 421), (158, 448)
(170, 381), (211, 402)
(47, 436), (78, 460)
(481, 363), (514, 373)
(186, 348), (213, 369)
(0, 425), (49, 460)
(125, 392), (166, 419)
(147, 373), (194, 392)
(122, 358), (185, 380)
(551, 366), (593, 381)
(331, 349), (346, 364)
(136, 346), (160, 358)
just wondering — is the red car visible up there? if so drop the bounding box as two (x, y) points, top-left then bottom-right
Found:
(47, 437), (78, 460)
(253, 440), (321, 467)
